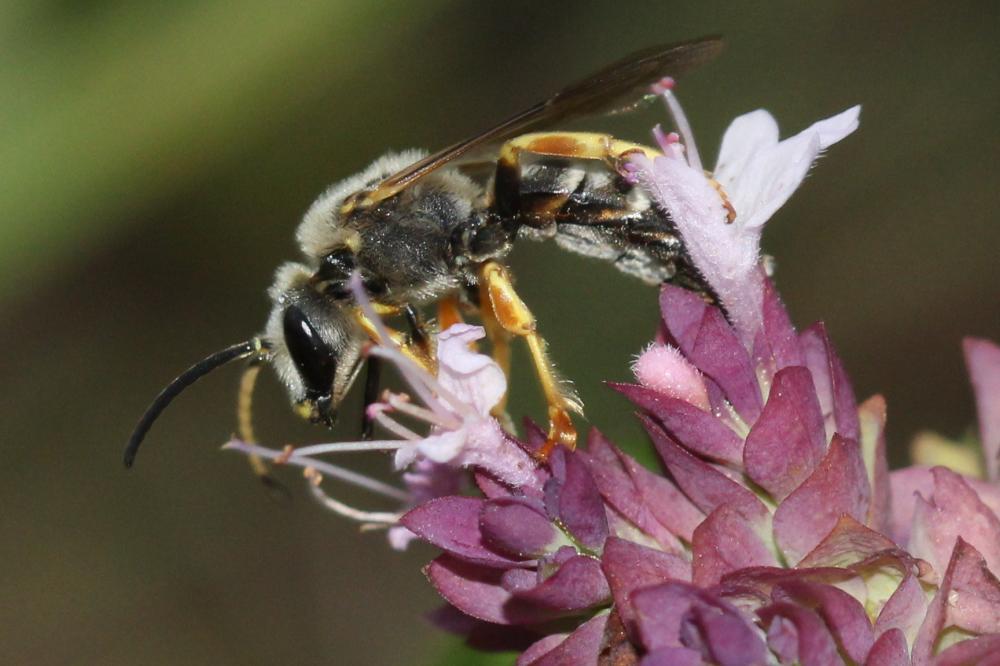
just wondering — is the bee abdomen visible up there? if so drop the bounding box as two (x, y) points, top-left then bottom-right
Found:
(512, 160), (691, 285)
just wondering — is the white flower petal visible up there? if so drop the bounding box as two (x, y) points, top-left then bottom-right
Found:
(802, 105), (861, 150)
(635, 153), (745, 285)
(714, 109), (780, 191)
(436, 324), (492, 373)
(393, 443), (418, 470)
(736, 131), (823, 230)
(415, 429), (467, 463)
(436, 324), (507, 415)
(631, 152), (764, 342)
(722, 106), (860, 230)
(633, 99), (860, 349)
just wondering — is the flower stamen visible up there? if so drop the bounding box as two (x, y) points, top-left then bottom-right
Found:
(303, 467), (401, 524)
(367, 345), (477, 421)
(275, 444), (294, 464)
(652, 124), (680, 153)
(225, 439), (410, 501)
(368, 402), (424, 441)
(655, 77), (703, 171)
(384, 391), (462, 430)
(350, 274), (465, 422)
(290, 439), (411, 456)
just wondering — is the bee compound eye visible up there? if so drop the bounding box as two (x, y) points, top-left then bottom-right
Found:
(282, 305), (338, 400)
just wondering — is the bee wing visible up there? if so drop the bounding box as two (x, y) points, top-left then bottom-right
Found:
(376, 36), (723, 192)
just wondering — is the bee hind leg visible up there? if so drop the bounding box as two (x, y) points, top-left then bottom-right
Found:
(478, 260), (581, 460)
(492, 131), (659, 217)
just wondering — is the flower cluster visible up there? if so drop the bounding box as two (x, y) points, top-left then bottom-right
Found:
(229, 83), (1000, 664)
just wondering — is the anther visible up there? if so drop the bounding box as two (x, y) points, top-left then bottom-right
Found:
(304, 466), (323, 486)
(275, 444), (295, 464)
(652, 125), (681, 153)
(650, 76), (676, 95)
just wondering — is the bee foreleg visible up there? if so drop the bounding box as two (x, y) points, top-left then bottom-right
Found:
(237, 360), (290, 500)
(403, 304), (432, 359)
(478, 261), (581, 460)
(354, 307), (436, 374)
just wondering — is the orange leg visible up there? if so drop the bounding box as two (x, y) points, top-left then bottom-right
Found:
(236, 361), (290, 498)
(441, 289), (513, 424)
(479, 261), (581, 459)
(497, 132), (659, 171)
(477, 280), (513, 417)
(437, 295), (465, 331)
(354, 307), (436, 373)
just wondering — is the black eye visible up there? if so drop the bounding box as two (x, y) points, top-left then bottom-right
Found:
(282, 305), (337, 399)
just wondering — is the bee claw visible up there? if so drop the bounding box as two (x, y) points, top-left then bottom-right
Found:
(534, 406), (577, 462)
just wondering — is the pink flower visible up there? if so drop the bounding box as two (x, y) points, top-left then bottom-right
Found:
(226, 275), (536, 549)
(225, 76), (1000, 665)
(388, 323), (528, 480)
(625, 80), (859, 345)
(417, 83), (1000, 662)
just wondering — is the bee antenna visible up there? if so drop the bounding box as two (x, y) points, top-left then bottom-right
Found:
(123, 338), (271, 469)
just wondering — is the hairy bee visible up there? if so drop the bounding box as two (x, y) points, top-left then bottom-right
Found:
(124, 37), (722, 469)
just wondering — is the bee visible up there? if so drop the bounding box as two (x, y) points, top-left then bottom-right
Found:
(124, 37), (722, 471)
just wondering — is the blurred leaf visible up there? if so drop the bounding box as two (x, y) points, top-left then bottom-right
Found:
(0, 0), (442, 302)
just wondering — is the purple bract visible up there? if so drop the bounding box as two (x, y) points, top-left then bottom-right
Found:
(227, 82), (1000, 665)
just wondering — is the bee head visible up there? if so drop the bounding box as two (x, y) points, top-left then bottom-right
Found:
(122, 262), (366, 469)
(263, 262), (366, 427)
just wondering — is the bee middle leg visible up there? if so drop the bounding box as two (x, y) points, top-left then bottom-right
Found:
(478, 260), (581, 460)
(438, 289), (514, 423)
(475, 281), (513, 415)
(437, 294), (465, 331)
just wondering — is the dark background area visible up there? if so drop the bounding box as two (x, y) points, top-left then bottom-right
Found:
(1, 2), (997, 664)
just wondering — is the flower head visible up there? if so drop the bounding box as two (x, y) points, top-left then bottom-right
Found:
(625, 79), (860, 345)
(405, 85), (1000, 663)
(227, 80), (1000, 665)
(514, 281), (1000, 665)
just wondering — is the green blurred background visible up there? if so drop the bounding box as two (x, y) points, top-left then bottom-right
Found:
(1, 1), (997, 664)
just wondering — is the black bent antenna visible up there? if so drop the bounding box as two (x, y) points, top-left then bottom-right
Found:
(123, 339), (269, 468)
